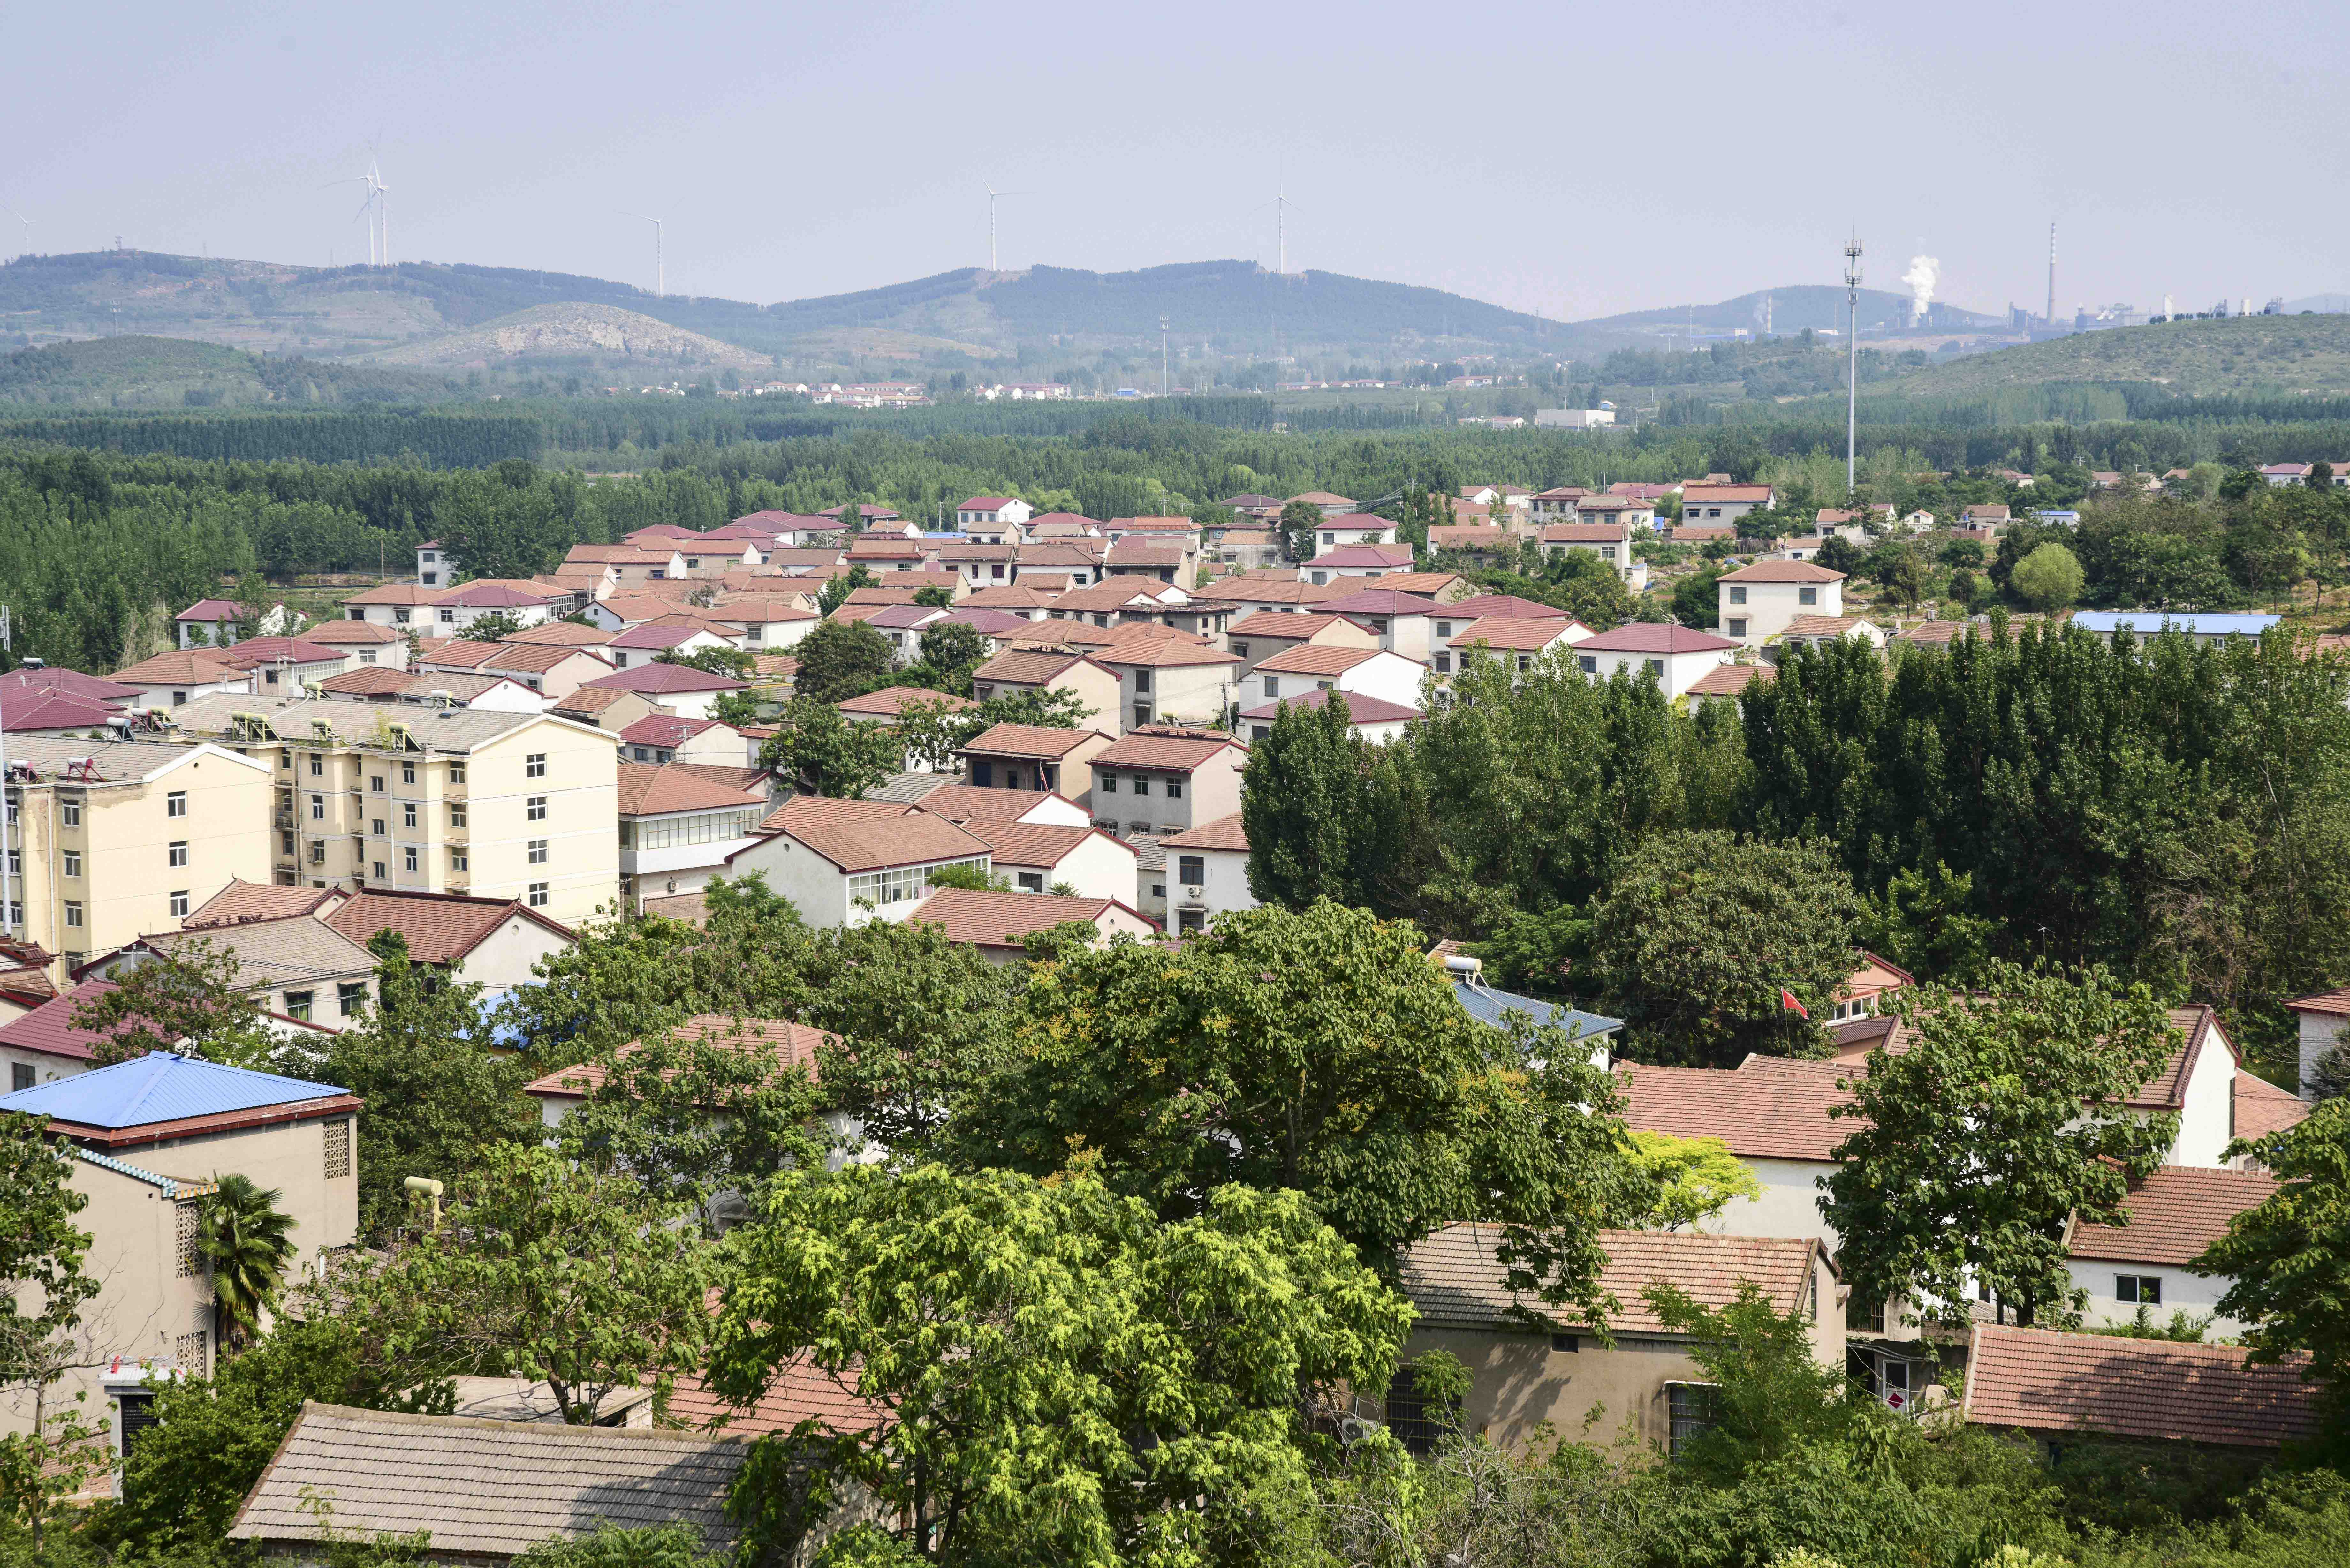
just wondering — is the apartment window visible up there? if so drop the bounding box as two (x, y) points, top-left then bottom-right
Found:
(62, 850), (81, 878)
(370, 775), (384, 793)
(1176, 908), (1205, 934)
(1231, 642), (1250, 661)
(404, 846), (419, 872)
(371, 818), (386, 837)
(1384, 1364), (1462, 1459)
(448, 762), (466, 785)
(1550, 1332), (1579, 1353)
(526, 752), (547, 778)
(10, 1063), (31, 1092)
(1133, 704), (1152, 728)
(528, 839), (549, 864)
(2115, 1275), (2163, 1307)
(1728, 585), (1747, 605)
(279, 751), (292, 770)
(1130, 777), (1150, 798)
(1434, 652), (1453, 674)
(403, 803), (418, 829)
(169, 890), (189, 918)
(281, 831), (296, 856)
(1728, 619), (1748, 638)
(394, 609), (411, 625)
(1799, 585), (1819, 606)
(451, 847), (469, 872)
(310, 842), (325, 865)
(1098, 773), (1118, 795)
(1664, 1382), (1719, 1460)
(167, 790), (187, 818)
(1578, 655), (1599, 674)
(528, 881), (550, 908)
(1645, 658), (1664, 676)
(1262, 675), (1281, 699)
(372, 861), (386, 880)
(450, 803), (467, 828)
(1177, 855), (1205, 884)
(438, 609), (455, 624)
(284, 991), (314, 1022)
(401, 760), (416, 784)
(527, 795), (548, 822)
(168, 841), (188, 868)
(61, 800), (81, 827)
(1434, 621), (1452, 638)
(310, 754), (324, 776)
(63, 901), (82, 929)
(1164, 779), (1183, 800)
(1016, 871), (1045, 893)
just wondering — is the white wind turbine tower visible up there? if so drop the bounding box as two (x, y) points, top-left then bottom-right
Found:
(984, 183), (1033, 273)
(3, 207), (30, 260)
(329, 163), (387, 266)
(621, 212), (664, 296)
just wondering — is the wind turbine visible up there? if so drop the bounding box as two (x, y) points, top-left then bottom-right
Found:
(328, 164), (386, 266)
(621, 211), (664, 296)
(983, 183), (1033, 273)
(3, 207), (29, 260)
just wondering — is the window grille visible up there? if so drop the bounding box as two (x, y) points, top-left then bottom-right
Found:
(1384, 1366), (1461, 1458)
(323, 1118), (352, 1179)
(1665, 1382), (1719, 1459)
(176, 1203), (201, 1276)
(175, 1328), (209, 1380)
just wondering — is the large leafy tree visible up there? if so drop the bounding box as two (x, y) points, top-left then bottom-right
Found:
(546, 1018), (834, 1234)
(951, 901), (1655, 1313)
(310, 932), (540, 1244)
(758, 697), (906, 797)
(74, 936), (274, 1067)
(1588, 830), (1859, 1067)
(0, 1115), (105, 1559)
(1277, 499), (1324, 563)
(344, 1144), (711, 1426)
(790, 616), (895, 704)
(1240, 693), (1399, 910)
(1823, 962), (2179, 1327)
(709, 1166), (1412, 1568)
(2195, 1097), (2350, 1408)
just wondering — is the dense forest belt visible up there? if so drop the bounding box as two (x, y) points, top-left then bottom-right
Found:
(0, 409), (550, 466)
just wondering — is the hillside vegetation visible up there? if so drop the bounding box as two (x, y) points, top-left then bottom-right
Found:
(0, 335), (463, 407)
(368, 303), (775, 373)
(1881, 314), (2350, 398)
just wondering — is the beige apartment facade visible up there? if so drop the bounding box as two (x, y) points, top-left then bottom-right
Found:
(2, 736), (273, 979)
(168, 696), (622, 929)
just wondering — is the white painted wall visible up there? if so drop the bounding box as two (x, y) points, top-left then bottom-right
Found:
(2064, 1259), (2247, 1337)
(449, 913), (574, 991)
(1164, 843), (1258, 935)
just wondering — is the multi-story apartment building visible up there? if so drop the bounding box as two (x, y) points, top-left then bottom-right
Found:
(166, 696), (622, 929)
(0, 735), (273, 979)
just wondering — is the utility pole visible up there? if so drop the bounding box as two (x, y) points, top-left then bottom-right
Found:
(1844, 236), (1864, 494)
(1161, 318), (1170, 398)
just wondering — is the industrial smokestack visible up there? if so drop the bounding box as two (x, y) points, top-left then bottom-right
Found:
(2045, 222), (2057, 327)
(1902, 255), (1939, 325)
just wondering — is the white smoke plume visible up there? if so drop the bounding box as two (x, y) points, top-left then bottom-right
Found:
(1902, 254), (1939, 322)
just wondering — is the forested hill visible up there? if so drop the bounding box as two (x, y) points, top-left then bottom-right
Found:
(0, 336), (467, 408)
(1874, 313), (2350, 399)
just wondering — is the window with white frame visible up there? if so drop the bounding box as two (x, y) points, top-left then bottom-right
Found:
(629, 810), (760, 851)
(846, 858), (986, 907)
(527, 796), (547, 821)
(528, 881), (550, 907)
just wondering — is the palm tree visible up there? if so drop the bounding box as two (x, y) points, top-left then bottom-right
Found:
(198, 1174), (296, 1358)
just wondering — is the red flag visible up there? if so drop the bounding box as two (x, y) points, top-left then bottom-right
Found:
(1780, 988), (1810, 1019)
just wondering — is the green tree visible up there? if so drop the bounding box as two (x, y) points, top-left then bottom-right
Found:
(789, 617), (895, 704)
(922, 862), (1011, 892)
(1240, 693), (1391, 909)
(952, 901), (1655, 1312)
(313, 932), (539, 1244)
(460, 609), (530, 640)
(512, 1523), (727, 1568)
(816, 564), (876, 615)
(0, 1114), (104, 1562)
(758, 697), (904, 797)
(2011, 542), (2085, 609)
(1858, 862), (1994, 983)
(74, 936), (273, 1067)
(1672, 564), (1726, 627)
(895, 688), (1091, 773)
(2195, 1097), (2350, 1419)
(345, 1144), (711, 1425)
(912, 583), (956, 609)
(1278, 499), (1324, 563)
(198, 1173), (297, 1357)
(1631, 1130), (1765, 1232)
(1824, 962), (2179, 1327)
(709, 1166), (1412, 1568)
(546, 1017), (833, 1235)
(915, 620), (989, 684)
(1588, 831), (1860, 1067)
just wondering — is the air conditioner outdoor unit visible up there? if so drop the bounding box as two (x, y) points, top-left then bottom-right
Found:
(1184, 887), (1205, 901)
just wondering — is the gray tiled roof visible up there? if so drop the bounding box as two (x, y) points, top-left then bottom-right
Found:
(227, 1403), (748, 1556)
(1452, 979), (1621, 1040)
(170, 694), (586, 754)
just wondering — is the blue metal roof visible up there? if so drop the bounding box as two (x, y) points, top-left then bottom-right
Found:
(0, 1052), (347, 1128)
(2073, 611), (2280, 637)
(1452, 979), (1622, 1039)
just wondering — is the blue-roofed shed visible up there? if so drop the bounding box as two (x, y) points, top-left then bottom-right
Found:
(0, 1051), (356, 1149)
(1452, 979), (1621, 1070)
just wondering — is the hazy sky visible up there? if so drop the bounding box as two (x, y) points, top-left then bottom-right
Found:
(7, 0), (2345, 322)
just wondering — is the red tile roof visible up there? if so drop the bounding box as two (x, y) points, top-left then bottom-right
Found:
(1238, 690), (1422, 725)
(891, 784), (1078, 823)
(960, 819), (1125, 869)
(2233, 1073), (2311, 1142)
(617, 763), (766, 818)
(1228, 611), (1357, 640)
(1576, 624), (1742, 654)
(525, 1015), (829, 1100)
(1616, 1056), (1859, 1161)
(1253, 643), (1386, 675)
(1718, 560), (1846, 584)
(1449, 617), (1581, 651)
(1402, 1222), (1824, 1334)
(581, 664), (747, 695)
(184, 879), (339, 927)
(1092, 729), (1247, 771)
(2286, 986), (2350, 1018)
(325, 889), (574, 967)
(0, 978), (129, 1061)
(960, 723), (1102, 759)
(748, 798), (988, 873)
(109, 651), (249, 686)
(1963, 1325), (2321, 1448)
(664, 1360), (887, 1438)
(1443, 594), (1568, 621)
(906, 887), (1147, 948)
(2065, 1165), (2278, 1265)
(1686, 663), (1775, 697)
(836, 686), (971, 718)
(1159, 812), (1249, 851)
